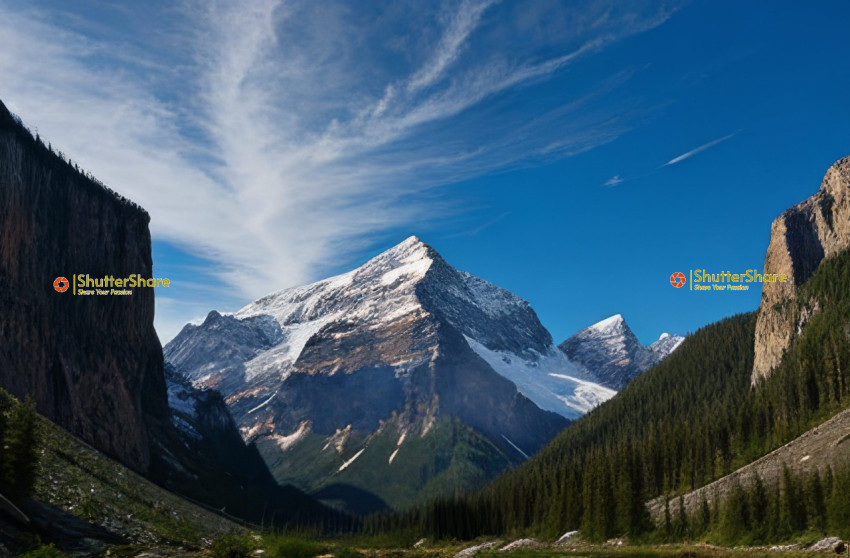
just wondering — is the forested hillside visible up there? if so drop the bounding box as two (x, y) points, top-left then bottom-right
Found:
(374, 248), (850, 543)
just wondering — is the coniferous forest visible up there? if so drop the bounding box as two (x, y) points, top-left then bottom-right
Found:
(366, 248), (850, 544)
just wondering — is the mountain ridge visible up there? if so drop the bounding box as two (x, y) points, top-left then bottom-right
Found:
(559, 314), (683, 389)
(166, 235), (614, 512)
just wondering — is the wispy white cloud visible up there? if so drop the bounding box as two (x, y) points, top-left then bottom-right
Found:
(603, 175), (623, 187)
(443, 211), (511, 238)
(407, 0), (498, 93)
(664, 131), (739, 166)
(0, 0), (681, 338)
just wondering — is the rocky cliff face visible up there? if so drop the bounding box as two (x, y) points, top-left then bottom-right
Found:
(752, 156), (850, 383)
(166, 236), (611, 512)
(0, 100), (168, 472)
(558, 315), (683, 390)
(0, 100), (339, 527)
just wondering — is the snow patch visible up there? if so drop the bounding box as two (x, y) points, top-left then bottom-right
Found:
(557, 531), (580, 543)
(338, 448), (366, 472)
(501, 435), (529, 459)
(167, 382), (197, 416)
(248, 391), (277, 414)
(549, 373), (618, 414)
(589, 314), (624, 332)
(274, 421), (311, 451)
(380, 258), (432, 285)
(465, 335), (614, 419)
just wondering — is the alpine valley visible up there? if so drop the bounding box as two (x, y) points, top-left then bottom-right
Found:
(165, 238), (682, 513)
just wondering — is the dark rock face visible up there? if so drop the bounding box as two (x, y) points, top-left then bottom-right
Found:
(161, 366), (335, 525)
(0, 100), (340, 527)
(0, 100), (167, 473)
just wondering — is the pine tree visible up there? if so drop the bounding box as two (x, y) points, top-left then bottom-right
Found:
(749, 476), (769, 542)
(806, 471), (827, 532)
(672, 495), (688, 540)
(3, 396), (39, 498)
(696, 495), (711, 536)
(827, 465), (850, 538)
(779, 464), (806, 534)
(720, 480), (749, 544)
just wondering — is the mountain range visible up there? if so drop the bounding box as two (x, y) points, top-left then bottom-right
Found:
(165, 236), (682, 512)
(409, 155), (850, 543)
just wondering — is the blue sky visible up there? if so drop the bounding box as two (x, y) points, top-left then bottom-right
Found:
(1, 1), (848, 344)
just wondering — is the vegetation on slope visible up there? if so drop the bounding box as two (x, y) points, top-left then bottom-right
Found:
(0, 388), (244, 554)
(376, 248), (850, 543)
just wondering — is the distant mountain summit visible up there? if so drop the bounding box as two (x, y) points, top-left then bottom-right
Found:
(166, 236), (614, 512)
(558, 314), (683, 389)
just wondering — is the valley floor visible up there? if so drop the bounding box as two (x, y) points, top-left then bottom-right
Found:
(183, 536), (846, 558)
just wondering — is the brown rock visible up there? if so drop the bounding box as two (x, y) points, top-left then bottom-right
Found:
(752, 156), (850, 383)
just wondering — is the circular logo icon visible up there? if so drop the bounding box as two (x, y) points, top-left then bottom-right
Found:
(670, 272), (686, 288)
(53, 277), (69, 293)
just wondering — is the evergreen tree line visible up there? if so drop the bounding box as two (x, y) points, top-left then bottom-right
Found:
(0, 392), (40, 499)
(662, 463), (850, 544)
(364, 249), (850, 542)
(2, 102), (148, 217)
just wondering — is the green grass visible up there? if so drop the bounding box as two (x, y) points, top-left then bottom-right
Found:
(263, 534), (330, 558)
(476, 546), (825, 558)
(18, 544), (69, 558)
(261, 417), (519, 514)
(31, 402), (243, 548)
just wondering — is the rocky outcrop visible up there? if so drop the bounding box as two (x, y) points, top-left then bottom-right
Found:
(752, 156), (850, 383)
(0, 100), (340, 527)
(0, 100), (168, 472)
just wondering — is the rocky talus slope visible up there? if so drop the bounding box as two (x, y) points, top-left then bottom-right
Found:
(646, 407), (850, 522)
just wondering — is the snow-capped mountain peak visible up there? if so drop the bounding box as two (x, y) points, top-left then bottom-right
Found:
(649, 332), (686, 357)
(588, 313), (626, 333)
(164, 236), (615, 512)
(559, 315), (684, 390)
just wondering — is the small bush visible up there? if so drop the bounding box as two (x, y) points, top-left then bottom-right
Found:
(19, 544), (68, 558)
(210, 531), (255, 558)
(264, 535), (327, 558)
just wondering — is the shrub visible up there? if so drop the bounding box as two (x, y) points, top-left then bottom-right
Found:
(264, 535), (327, 558)
(19, 544), (68, 558)
(209, 531), (255, 558)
